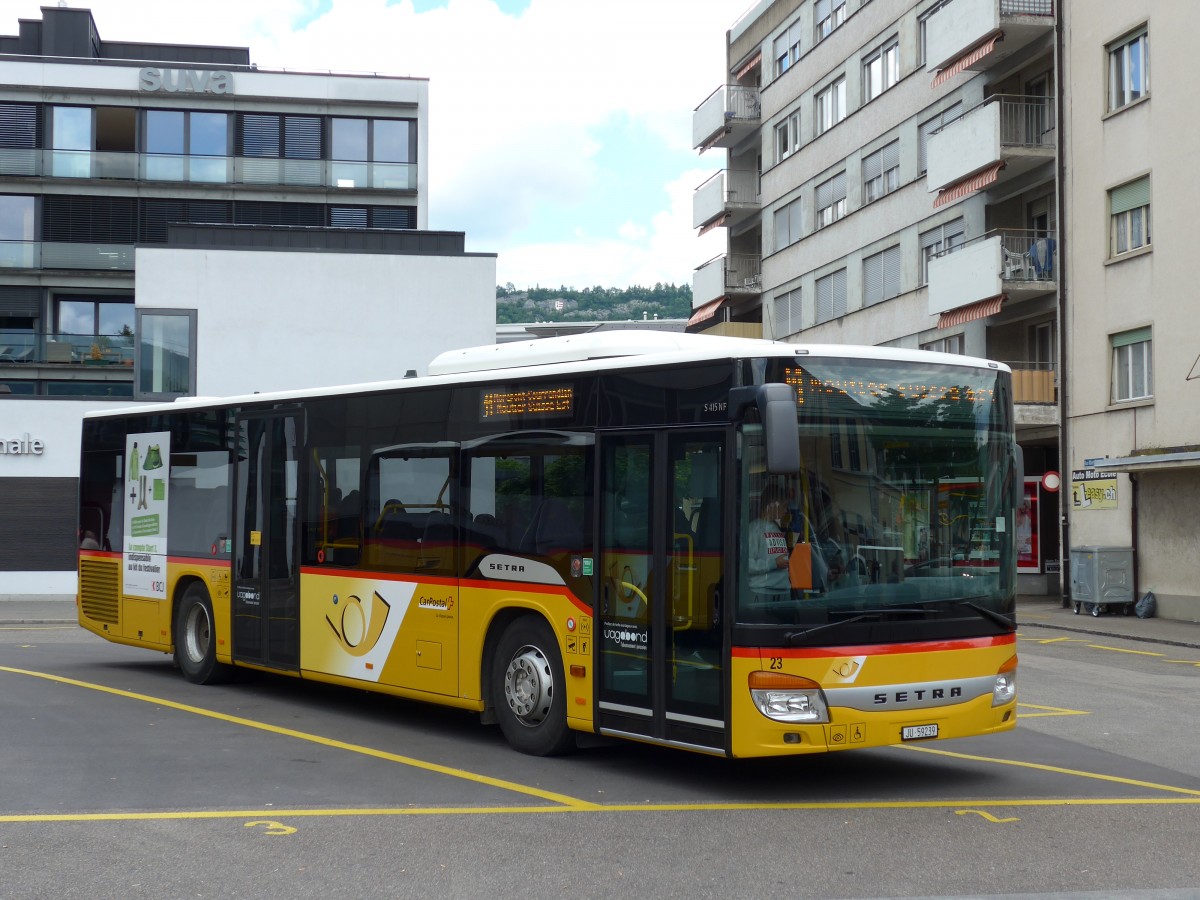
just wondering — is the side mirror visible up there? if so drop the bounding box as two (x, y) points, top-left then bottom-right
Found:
(730, 384), (800, 474)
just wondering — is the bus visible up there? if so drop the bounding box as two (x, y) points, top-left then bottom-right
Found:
(76, 331), (1019, 758)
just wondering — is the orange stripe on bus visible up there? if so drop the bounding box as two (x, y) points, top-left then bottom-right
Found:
(732, 634), (1015, 658)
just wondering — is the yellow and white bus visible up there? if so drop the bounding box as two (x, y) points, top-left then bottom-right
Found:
(77, 331), (1019, 757)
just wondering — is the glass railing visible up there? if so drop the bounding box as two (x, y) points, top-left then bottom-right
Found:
(0, 241), (134, 270)
(0, 148), (416, 190)
(0, 331), (135, 366)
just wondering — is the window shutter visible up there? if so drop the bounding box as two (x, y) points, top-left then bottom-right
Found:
(863, 251), (883, 306)
(882, 245), (901, 299)
(815, 273), (834, 322)
(863, 147), (882, 182)
(42, 195), (137, 244)
(0, 285), (40, 316)
(816, 178), (832, 210)
(241, 114), (280, 158)
(139, 199), (184, 243)
(1110, 176), (1150, 215)
(370, 206), (416, 229)
(330, 206), (368, 228)
(832, 268), (847, 317)
(1111, 326), (1151, 348)
(283, 116), (322, 159)
(0, 103), (40, 150)
(882, 139), (899, 172)
(833, 171), (847, 202)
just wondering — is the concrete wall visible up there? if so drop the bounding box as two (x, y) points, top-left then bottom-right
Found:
(136, 247), (497, 396)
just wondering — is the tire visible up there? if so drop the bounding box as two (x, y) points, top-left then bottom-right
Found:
(491, 616), (574, 756)
(174, 582), (234, 684)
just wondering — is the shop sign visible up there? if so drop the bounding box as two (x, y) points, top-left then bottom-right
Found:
(1071, 469), (1118, 510)
(1, 433), (44, 455)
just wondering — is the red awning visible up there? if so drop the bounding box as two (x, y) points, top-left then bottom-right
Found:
(932, 34), (1001, 88)
(688, 298), (726, 327)
(698, 213), (729, 237)
(699, 128), (727, 153)
(937, 294), (1005, 328)
(735, 52), (762, 81)
(934, 161), (1005, 208)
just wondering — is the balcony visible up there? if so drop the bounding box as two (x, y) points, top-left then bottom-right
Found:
(693, 85), (761, 153)
(927, 95), (1055, 199)
(693, 169), (761, 233)
(693, 253), (762, 308)
(0, 331), (136, 367)
(928, 229), (1057, 318)
(1, 241), (134, 271)
(0, 148), (416, 191)
(926, 0), (1055, 83)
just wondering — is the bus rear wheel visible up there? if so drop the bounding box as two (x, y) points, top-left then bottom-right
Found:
(491, 616), (574, 756)
(174, 582), (233, 685)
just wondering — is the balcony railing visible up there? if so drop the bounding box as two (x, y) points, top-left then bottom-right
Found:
(693, 84), (762, 151)
(0, 331), (135, 366)
(0, 148), (416, 191)
(1000, 0), (1053, 14)
(1, 241), (135, 271)
(1005, 360), (1058, 404)
(996, 229), (1057, 281)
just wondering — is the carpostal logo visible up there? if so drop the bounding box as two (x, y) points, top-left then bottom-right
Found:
(418, 596), (454, 611)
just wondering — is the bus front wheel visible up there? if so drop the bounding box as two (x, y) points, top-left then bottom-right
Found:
(174, 582), (233, 685)
(491, 616), (574, 756)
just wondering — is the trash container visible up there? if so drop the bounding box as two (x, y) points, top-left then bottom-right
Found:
(1069, 546), (1134, 617)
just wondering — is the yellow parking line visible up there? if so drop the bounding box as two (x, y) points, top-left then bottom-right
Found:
(901, 744), (1200, 797)
(0, 664), (597, 810)
(1017, 702), (1090, 718)
(1085, 644), (1164, 657)
(3, 795), (1200, 825)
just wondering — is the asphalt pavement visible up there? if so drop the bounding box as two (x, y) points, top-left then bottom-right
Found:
(4, 592), (1199, 649)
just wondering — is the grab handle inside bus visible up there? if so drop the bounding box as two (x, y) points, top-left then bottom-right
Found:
(730, 384), (800, 474)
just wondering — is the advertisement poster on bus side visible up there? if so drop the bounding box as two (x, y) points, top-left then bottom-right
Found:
(1017, 478), (1040, 574)
(123, 431), (171, 599)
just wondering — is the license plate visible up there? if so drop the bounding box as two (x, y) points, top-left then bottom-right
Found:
(902, 724), (938, 741)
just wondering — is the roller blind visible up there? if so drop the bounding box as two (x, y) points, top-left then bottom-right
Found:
(1110, 176), (1150, 215)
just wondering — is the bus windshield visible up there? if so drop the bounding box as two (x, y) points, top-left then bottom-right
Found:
(735, 357), (1017, 643)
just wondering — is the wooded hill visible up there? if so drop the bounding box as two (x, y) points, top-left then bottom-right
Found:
(496, 283), (692, 324)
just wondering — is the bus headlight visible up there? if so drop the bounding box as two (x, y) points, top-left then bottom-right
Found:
(992, 656), (1017, 706)
(749, 672), (830, 724)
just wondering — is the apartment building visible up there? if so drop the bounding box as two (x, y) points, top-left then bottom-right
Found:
(0, 7), (496, 595)
(692, 0), (1199, 620)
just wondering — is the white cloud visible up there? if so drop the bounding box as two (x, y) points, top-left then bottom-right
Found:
(18, 0), (745, 287)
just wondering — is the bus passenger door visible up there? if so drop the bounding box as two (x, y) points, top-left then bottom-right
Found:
(232, 412), (302, 671)
(596, 430), (726, 753)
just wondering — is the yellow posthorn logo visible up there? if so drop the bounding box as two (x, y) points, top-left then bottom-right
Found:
(326, 591), (391, 656)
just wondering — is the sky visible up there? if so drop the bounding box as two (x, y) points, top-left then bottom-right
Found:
(19, 0), (751, 290)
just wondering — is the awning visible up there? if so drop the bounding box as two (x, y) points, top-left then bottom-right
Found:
(1090, 451), (1200, 473)
(688, 298), (727, 327)
(699, 128), (728, 153)
(735, 52), (762, 81)
(937, 294), (1004, 328)
(698, 213), (729, 237)
(932, 34), (1001, 88)
(934, 161), (1004, 208)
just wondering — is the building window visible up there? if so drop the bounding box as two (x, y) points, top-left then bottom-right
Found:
(773, 198), (803, 252)
(1109, 176), (1150, 256)
(774, 20), (802, 78)
(1111, 327), (1152, 402)
(814, 172), (847, 229)
(136, 308), (197, 400)
(815, 77), (847, 135)
(919, 217), (964, 285)
(862, 139), (900, 202)
(814, 0), (846, 44)
(144, 110), (229, 183)
(863, 245), (901, 306)
(0, 103), (41, 177)
(921, 334), (964, 355)
(773, 286), (803, 338)
(1108, 28), (1148, 111)
(0, 194), (36, 267)
(330, 117), (415, 189)
(774, 111), (801, 163)
(814, 268), (847, 324)
(918, 102), (961, 174)
(863, 39), (900, 102)
(917, 2), (950, 67)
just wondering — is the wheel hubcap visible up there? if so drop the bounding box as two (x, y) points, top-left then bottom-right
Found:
(503, 644), (553, 727)
(185, 604), (211, 663)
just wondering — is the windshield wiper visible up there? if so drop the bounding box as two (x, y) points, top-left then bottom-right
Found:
(877, 595), (1015, 631)
(784, 613), (881, 645)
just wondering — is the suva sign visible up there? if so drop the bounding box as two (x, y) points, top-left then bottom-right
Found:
(139, 67), (234, 95)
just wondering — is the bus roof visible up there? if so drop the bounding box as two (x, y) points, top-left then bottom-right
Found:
(82, 331), (1008, 420)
